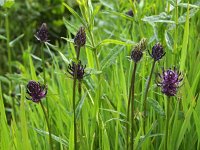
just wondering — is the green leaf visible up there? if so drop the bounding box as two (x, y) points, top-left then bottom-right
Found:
(62, 2), (86, 26)
(178, 3), (199, 8)
(0, 76), (10, 84)
(57, 51), (70, 65)
(165, 31), (174, 51)
(142, 12), (175, 24)
(103, 10), (134, 21)
(1, 0), (14, 8)
(97, 39), (134, 48)
(180, 5), (189, 71)
(148, 98), (165, 116)
(101, 46), (124, 70)
(178, 7), (199, 23)
(75, 91), (88, 120)
(0, 35), (7, 40)
(63, 17), (78, 34)
(9, 34), (24, 47)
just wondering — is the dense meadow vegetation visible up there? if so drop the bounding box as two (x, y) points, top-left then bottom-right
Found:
(0, 0), (200, 150)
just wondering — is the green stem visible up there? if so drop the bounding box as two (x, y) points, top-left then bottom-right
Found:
(5, 10), (16, 118)
(126, 63), (135, 150)
(41, 44), (52, 149)
(165, 98), (170, 150)
(5, 9), (11, 73)
(73, 71), (77, 150)
(40, 102), (53, 150)
(41, 44), (49, 117)
(72, 45), (81, 150)
(143, 60), (156, 133)
(130, 63), (137, 150)
(41, 44), (46, 84)
(174, 0), (178, 53)
(78, 80), (83, 136)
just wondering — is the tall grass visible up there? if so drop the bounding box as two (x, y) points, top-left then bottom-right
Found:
(0, 0), (200, 150)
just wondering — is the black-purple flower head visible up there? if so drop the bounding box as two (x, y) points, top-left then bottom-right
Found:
(74, 27), (86, 47)
(126, 10), (134, 17)
(26, 80), (47, 103)
(67, 61), (86, 80)
(130, 38), (147, 63)
(35, 23), (48, 42)
(157, 67), (183, 97)
(131, 49), (143, 63)
(149, 43), (165, 61)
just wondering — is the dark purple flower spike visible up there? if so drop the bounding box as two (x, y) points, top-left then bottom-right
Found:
(130, 38), (147, 63)
(26, 80), (47, 103)
(157, 67), (183, 96)
(149, 43), (165, 61)
(35, 23), (49, 42)
(74, 27), (86, 48)
(67, 61), (86, 80)
(126, 10), (134, 17)
(131, 50), (143, 63)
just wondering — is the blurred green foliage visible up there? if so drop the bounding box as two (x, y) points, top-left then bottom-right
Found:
(0, 0), (77, 74)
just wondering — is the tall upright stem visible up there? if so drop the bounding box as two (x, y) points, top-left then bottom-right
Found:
(5, 9), (11, 74)
(40, 102), (53, 150)
(126, 63), (136, 150)
(41, 44), (46, 84)
(41, 44), (52, 149)
(5, 9), (16, 118)
(165, 98), (170, 150)
(72, 46), (81, 150)
(130, 63), (137, 150)
(143, 60), (156, 133)
(72, 67), (78, 150)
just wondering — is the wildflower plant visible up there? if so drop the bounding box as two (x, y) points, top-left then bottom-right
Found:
(33, 23), (53, 149)
(1, 1), (199, 150)
(70, 26), (86, 150)
(127, 38), (147, 150)
(26, 80), (53, 149)
(143, 42), (165, 133)
(157, 67), (183, 150)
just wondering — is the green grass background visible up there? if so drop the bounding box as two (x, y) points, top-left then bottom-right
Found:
(0, 0), (200, 149)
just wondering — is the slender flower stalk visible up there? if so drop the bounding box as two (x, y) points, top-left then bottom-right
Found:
(35, 23), (53, 149)
(126, 38), (146, 150)
(5, 9), (11, 73)
(143, 43), (165, 133)
(143, 60), (155, 132)
(67, 60), (86, 149)
(130, 63), (137, 150)
(72, 64), (78, 150)
(26, 81), (53, 150)
(165, 97), (170, 150)
(5, 9), (16, 118)
(40, 101), (53, 150)
(70, 27), (86, 149)
(157, 67), (183, 150)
